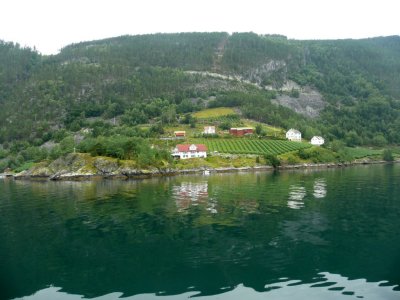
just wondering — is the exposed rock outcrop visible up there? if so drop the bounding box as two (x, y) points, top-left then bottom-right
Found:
(272, 84), (326, 118)
(13, 153), (162, 180)
(93, 157), (119, 174)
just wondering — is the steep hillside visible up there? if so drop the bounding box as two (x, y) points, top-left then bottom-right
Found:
(1, 32), (400, 171)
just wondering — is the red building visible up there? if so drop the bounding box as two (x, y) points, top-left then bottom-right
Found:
(229, 127), (254, 136)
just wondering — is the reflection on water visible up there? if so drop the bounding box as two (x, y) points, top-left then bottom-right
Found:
(1, 165), (400, 300)
(287, 178), (327, 209)
(263, 272), (399, 300)
(15, 272), (400, 300)
(313, 178), (327, 199)
(172, 181), (210, 212)
(288, 185), (306, 209)
(281, 212), (329, 246)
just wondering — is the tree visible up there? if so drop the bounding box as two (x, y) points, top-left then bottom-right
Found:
(219, 121), (231, 130)
(255, 124), (262, 135)
(372, 135), (387, 147)
(161, 106), (176, 125)
(149, 123), (165, 135)
(264, 154), (281, 168)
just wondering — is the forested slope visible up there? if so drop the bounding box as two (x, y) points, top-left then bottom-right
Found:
(1, 32), (400, 170)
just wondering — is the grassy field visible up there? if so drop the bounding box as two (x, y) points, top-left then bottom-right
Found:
(193, 138), (311, 156)
(192, 107), (237, 119)
(345, 147), (383, 159)
(242, 119), (285, 138)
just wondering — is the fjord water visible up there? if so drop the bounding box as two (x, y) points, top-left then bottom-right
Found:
(1, 165), (400, 300)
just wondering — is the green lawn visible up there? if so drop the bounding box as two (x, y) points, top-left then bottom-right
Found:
(345, 147), (382, 159)
(242, 119), (285, 138)
(192, 107), (237, 119)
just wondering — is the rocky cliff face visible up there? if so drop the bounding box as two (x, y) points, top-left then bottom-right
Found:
(272, 83), (326, 118)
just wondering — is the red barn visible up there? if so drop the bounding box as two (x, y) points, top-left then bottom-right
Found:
(229, 127), (254, 136)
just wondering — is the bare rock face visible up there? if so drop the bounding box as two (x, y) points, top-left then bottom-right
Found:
(49, 153), (87, 172)
(14, 162), (53, 179)
(246, 60), (287, 87)
(29, 166), (53, 177)
(93, 157), (119, 174)
(273, 84), (326, 118)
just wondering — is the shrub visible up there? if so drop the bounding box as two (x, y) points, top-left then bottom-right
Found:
(219, 121), (232, 130)
(286, 154), (300, 164)
(14, 162), (35, 173)
(0, 160), (8, 172)
(298, 148), (310, 159)
(0, 148), (8, 159)
(382, 149), (394, 162)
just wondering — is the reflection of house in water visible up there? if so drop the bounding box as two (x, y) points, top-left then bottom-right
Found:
(173, 182), (214, 212)
(287, 185), (306, 209)
(287, 179), (326, 209)
(313, 179), (327, 199)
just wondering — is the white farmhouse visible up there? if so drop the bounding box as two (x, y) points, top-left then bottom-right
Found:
(172, 144), (207, 159)
(286, 129), (302, 141)
(311, 136), (325, 146)
(203, 126), (216, 135)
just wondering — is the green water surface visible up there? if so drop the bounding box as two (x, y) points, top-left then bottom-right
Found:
(0, 164), (399, 299)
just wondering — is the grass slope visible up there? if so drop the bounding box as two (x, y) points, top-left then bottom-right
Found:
(192, 107), (237, 119)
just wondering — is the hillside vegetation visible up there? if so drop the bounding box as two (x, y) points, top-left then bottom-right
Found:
(1, 33), (400, 171)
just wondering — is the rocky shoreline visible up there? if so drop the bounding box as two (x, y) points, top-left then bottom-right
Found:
(0, 153), (395, 181)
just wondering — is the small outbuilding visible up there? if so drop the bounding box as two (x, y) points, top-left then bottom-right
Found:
(286, 128), (302, 141)
(311, 136), (325, 146)
(203, 126), (216, 135)
(174, 130), (186, 137)
(172, 144), (207, 159)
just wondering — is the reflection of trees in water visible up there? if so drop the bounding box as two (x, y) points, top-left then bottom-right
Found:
(3, 166), (400, 299)
(281, 212), (330, 246)
(13, 178), (141, 201)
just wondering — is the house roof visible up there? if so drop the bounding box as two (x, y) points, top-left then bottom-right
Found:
(311, 136), (324, 140)
(175, 144), (207, 152)
(287, 128), (301, 134)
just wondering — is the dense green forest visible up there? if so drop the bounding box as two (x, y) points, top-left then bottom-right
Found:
(1, 32), (400, 171)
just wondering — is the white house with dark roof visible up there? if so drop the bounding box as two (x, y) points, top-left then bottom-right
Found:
(286, 129), (302, 141)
